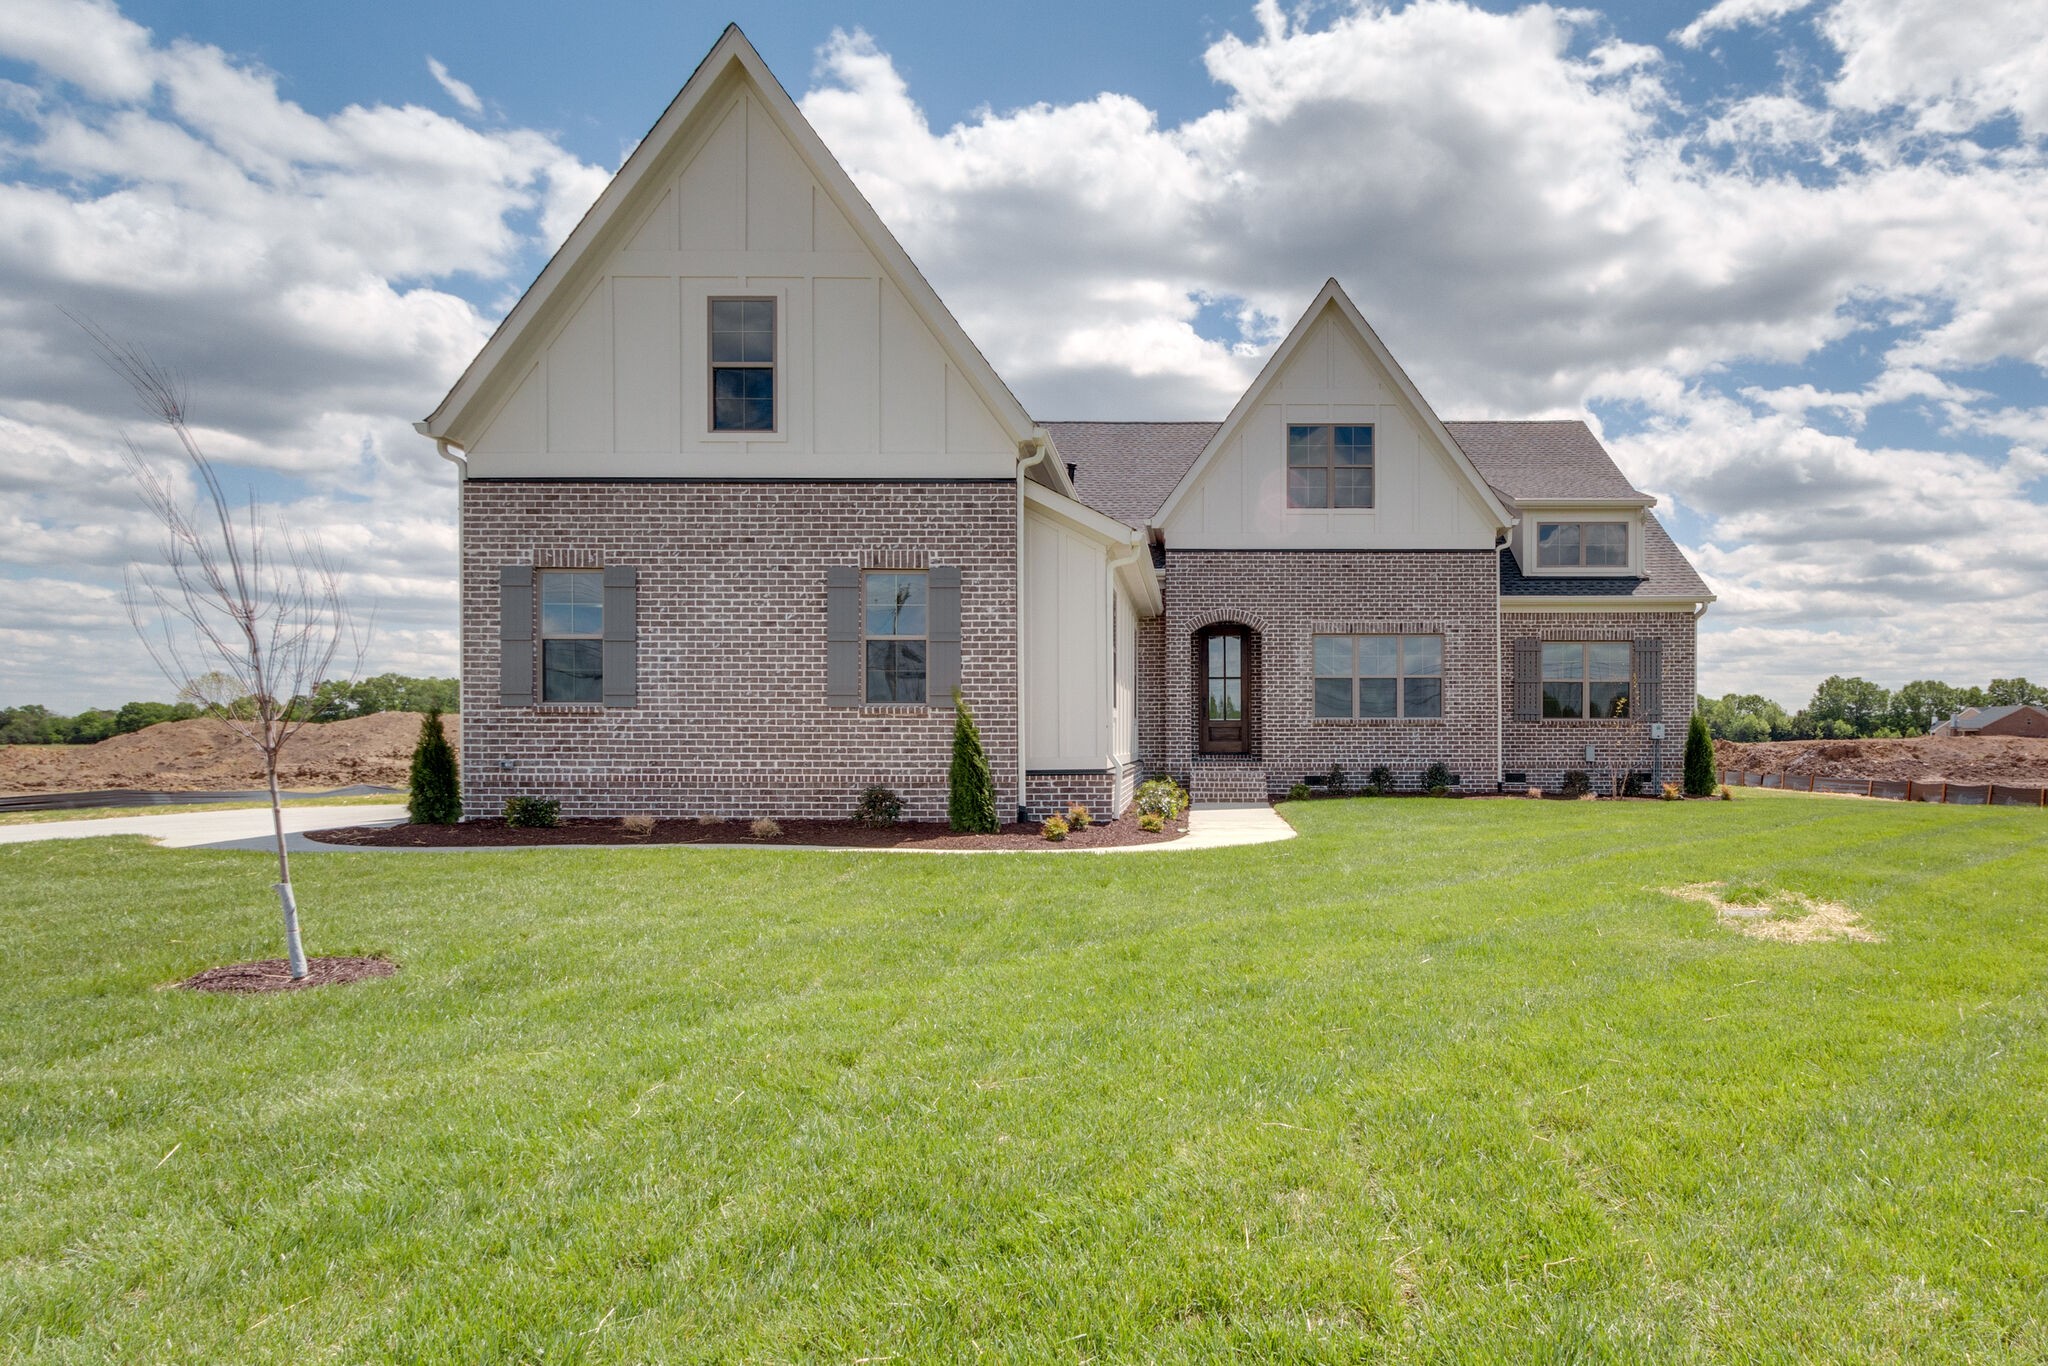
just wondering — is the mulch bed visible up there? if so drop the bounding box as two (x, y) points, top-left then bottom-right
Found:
(307, 812), (1186, 851)
(178, 956), (398, 994)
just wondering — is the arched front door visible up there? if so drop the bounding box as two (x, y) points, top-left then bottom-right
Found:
(1201, 628), (1249, 755)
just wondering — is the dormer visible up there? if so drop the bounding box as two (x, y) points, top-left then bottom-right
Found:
(1505, 499), (1655, 579)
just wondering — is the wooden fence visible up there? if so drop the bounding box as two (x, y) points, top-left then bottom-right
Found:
(1725, 769), (2048, 807)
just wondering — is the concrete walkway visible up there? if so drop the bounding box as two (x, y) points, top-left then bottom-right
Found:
(0, 800), (1294, 856)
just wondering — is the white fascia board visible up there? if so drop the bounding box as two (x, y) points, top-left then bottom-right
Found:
(1151, 278), (1515, 532)
(420, 25), (1038, 451)
(1512, 496), (1657, 510)
(1501, 594), (1716, 611)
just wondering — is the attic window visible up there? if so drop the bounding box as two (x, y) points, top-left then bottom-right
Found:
(1537, 521), (1628, 568)
(710, 298), (775, 431)
(1286, 425), (1374, 508)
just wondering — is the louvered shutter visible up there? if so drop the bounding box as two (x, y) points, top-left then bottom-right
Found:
(826, 566), (861, 706)
(1513, 638), (1543, 723)
(602, 566), (638, 708)
(1634, 636), (1663, 722)
(927, 565), (961, 709)
(499, 565), (534, 707)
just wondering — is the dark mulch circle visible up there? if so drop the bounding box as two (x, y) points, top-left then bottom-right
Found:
(307, 812), (1185, 851)
(179, 956), (398, 994)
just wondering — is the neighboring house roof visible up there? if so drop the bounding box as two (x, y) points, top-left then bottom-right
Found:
(1443, 420), (1649, 504)
(1499, 514), (1709, 600)
(1939, 704), (2047, 732)
(1044, 421), (1216, 528)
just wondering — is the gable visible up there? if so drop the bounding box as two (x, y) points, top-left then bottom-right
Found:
(428, 29), (1030, 482)
(1158, 290), (1509, 550)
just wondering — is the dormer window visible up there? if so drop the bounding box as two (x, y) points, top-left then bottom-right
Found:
(1537, 521), (1628, 568)
(709, 298), (776, 431)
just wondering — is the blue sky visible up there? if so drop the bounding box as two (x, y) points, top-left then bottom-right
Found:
(1, 0), (2044, 710)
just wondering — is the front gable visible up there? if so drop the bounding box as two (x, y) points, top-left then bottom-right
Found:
(1156, 281), (1510, 550)
(424, 26), (1033, 482)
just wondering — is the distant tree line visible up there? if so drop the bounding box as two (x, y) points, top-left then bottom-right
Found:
(0, 673), (459, 746)
(1699, 676), (2046, 742)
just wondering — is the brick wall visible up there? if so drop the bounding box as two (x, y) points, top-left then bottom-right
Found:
(1134, 614), (1166, 774)
(1498, 608), (1698, 791)
(460, 480), (1018, 821)
(1158, 551), (1501, 794)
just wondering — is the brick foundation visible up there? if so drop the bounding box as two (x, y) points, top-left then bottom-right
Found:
(459, 480), (1018, 821)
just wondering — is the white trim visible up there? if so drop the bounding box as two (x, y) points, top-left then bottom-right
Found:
(1021, 481), (1162, 617)
(1502, 596), (1714, 612)
(1151, 279), (1513, 532)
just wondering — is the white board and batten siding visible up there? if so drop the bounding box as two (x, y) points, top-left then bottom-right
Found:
(1161, 312), (1499, 551)
(1023, 505), (1138, 773)
(462, 87), (1015, 479)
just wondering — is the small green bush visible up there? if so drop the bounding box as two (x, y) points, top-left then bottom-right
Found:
(948, 691), (998, 834)
(1287, 782), (1312, 801)
(1135, 777), (1189, 820)
(1622, 771), (1647, 798)
(1684, 711), (1719, 797)
(1559, 771), (1592, 799)
(503, 795), (560, 828)
(1065, 803), (1093, 830)
(1365, 765), (1393, 797)
(852, 784), (903, 827)
(1423, 761), (1454, 795)
(1324, 764), (1347, 796)
(406, 709), (461, 825)
(1137, 811), (1164, 833)
(1041, 815), (1069, 842)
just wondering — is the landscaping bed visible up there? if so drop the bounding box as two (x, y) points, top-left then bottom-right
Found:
(307, 810), (1185, 850)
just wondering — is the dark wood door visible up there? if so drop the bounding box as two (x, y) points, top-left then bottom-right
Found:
(1201, 630), (1248, 754)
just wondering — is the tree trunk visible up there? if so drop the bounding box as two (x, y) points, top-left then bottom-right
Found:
(267, 756), (307, 980)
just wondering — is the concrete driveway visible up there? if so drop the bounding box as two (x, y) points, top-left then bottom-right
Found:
(0, 804), (409, 852)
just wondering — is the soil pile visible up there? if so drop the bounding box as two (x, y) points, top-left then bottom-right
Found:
(0, 712), (458, 794)
(1716, 734), (2048, 786)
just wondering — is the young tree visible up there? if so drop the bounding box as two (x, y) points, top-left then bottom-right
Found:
(947, 689), (998, 833)
(407, 709), (461, 824)
(1683, 710), (1718, 797)
(87, 323), (365, 980)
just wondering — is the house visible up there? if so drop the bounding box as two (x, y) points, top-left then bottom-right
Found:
(1931, 704), (2048, 738)
(416, 26), (1714, 822)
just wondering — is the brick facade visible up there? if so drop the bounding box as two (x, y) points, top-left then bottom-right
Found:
(459, 480), (1018, 821)
(1498, 608), (1698, 791)
(1155, 551), (1503, 795)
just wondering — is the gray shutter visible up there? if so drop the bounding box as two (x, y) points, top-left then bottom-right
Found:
(602, 566), (638, 708)
(927, 565), (961, 709)
(1634, 636), (1663, 722)
(1513, 638), (1543, 723)
(826, 566), (861, 707)
(499, 565), (534, 708)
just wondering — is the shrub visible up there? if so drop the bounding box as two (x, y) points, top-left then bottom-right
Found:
(406, 709), (461, 825)
(1684, 711), (1718, 797)
(1525, 786), (1543, 799)
(503, 795), (559, 828)
(620, 814), (656, 836)
(1718, 784), (1734, 801)
(1324, 764), (1347, 796)
(749, 817), (781, 840)
(852, 784), (903, 827)
(1135, 777), (1189, 821)
(1365, 765), (1394, 797)
(1041, 815), (1069, 841)
(1660, 782), (1682, 801)
(695, 814), (722, 827)
(1065, 803), (1093, 829)
(1137, 811), (1164, 833)
(948, 690), (998, 834)
(1287, 782), (1312, 801)
(1559, 770), (1592, 799)
(1422, 761), (1454, 796)
(1622, 771), (1647, 798)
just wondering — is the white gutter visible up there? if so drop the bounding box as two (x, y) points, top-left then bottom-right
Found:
(1014, 437), (1051, 821)
(1495, 540), (1506, 791)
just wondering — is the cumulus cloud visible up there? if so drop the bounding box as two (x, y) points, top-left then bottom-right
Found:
(1673, 0), (1818, 49)
(426, 56), (483, 116)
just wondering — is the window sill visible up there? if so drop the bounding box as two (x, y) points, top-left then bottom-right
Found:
(859, 704), (931, 716)
(528, 704), (607, 714)
(1529, 717), (1642, 726)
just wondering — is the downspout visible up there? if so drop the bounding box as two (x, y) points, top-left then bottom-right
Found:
(433, 435), (469, 797)
(1494, 537), (1507, 792)
(1105, 538), (1144, 797)
(1015, 436), (1051, 822)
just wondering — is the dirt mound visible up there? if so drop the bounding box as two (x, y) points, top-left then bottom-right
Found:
(0, 712), (458, 795)
(1716, 734), (2048, 786)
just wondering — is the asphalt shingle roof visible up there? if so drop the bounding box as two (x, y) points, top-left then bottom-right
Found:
(1043, 421), (1216, 528)
(1442, 420), (1647, 503)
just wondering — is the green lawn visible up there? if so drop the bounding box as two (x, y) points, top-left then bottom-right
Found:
(3, 792), (2044, 1362)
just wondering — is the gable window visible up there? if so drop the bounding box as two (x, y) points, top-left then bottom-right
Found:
(1314, 634), (1441, 718)
(864, 571), (928, 704)
(1536, 521), (1629, 568)
(709, 298), (775, 431)
(539, 570), (604, 703)
(1287, 424), (1374, 509)
(1542, 642), (1630, 719)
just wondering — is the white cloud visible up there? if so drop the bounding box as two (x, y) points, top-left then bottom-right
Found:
(1822, 0), (2048, 137)
(426, 56), (483, 116)
(1673, 0), (1817, 50)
